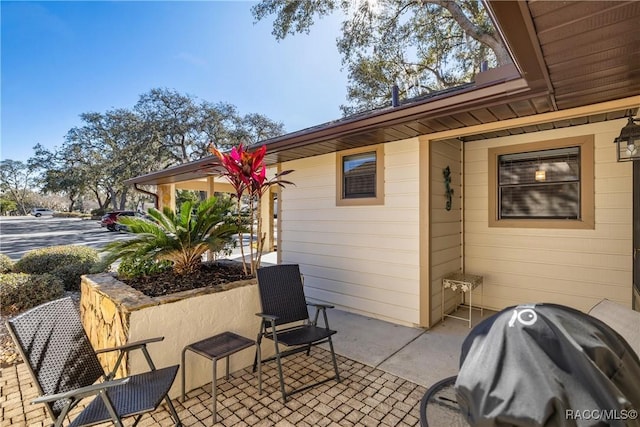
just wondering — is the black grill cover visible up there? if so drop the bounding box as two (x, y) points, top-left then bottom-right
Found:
(455, 304), (640, 427)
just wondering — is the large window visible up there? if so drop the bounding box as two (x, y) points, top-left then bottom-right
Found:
(336, 145), (384, 206)
(488, 135), (594, 229)
(499, 147), (580, 219)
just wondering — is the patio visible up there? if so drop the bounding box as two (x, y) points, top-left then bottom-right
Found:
(0, 307), (489, 426)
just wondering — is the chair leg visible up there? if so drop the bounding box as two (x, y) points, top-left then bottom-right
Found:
(253, 327), (264, 373)
(164, 395), (182, 426)
(99, 391), (125, 427)
(274, 343), (288, 403)
(327, 336), (341, 383)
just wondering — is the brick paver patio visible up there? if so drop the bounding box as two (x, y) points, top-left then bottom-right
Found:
(1, 348), (426, 426)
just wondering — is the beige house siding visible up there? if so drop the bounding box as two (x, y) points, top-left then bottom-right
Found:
(280, 138), (422, 326)
(429, 140), (463, 325)
(464, 120), (633, 312)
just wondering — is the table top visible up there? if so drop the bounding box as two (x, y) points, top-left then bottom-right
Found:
(185, 331), (255, 360)
(443, 272), (483, 292)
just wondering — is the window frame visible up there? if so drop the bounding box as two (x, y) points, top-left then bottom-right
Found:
(336, 145), (384, 206)
(488, 135), (594, 229)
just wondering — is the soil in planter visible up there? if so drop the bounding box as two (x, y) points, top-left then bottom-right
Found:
(119, 261), (253, 297)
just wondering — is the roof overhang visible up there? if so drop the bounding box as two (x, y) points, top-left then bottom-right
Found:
(124, 157), (223, 186)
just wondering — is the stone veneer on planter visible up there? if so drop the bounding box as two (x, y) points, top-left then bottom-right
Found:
(80, 272), (263, 399)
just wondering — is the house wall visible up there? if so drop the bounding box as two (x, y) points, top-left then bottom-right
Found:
(429, 139), (463, 325)
(464, 120), (633, 312)
(280, 138), (422, 326)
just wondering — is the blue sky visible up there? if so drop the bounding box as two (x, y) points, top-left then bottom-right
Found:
(1, 1), (348, 162)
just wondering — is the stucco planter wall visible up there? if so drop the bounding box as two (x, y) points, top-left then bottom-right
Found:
(80, 272), (265, 398)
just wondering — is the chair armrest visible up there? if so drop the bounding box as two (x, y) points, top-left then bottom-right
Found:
(306, 302), (335, 310)
(306, 302), (335, 329)
(98, 337), (165, 379)
(256, 313), (279, 322)
(95, 336), (165, 354)
(32, 378), (130, 404)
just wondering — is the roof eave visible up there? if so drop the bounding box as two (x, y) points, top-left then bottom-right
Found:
(257, 75), (530, 162)
(124, 156), (222, 186)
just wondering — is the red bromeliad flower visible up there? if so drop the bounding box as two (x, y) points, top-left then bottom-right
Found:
(211, 144), (267, 196)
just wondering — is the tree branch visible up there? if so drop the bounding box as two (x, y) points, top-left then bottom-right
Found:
(424, 0), (511, 65)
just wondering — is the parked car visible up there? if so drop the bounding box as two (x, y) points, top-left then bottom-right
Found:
(100, 211), (136, 231)
(30, 208), (55, 217)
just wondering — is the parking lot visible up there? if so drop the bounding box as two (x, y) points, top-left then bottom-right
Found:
(0, 216), (133, 260)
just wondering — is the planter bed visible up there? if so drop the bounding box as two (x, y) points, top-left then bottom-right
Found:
(80, 272), (263, 398)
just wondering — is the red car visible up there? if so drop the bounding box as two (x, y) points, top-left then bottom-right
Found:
(100, 211), (136, 231)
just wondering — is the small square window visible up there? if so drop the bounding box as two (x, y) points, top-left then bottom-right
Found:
(336, 145), (384, 206)
(343, 152), (377, 199)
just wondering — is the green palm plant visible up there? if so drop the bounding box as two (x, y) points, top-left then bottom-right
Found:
(103, 196), (240, 275)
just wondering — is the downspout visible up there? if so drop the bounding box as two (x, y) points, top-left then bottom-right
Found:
(133, 183), (159, 209)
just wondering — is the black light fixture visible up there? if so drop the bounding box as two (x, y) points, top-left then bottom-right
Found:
(614, 116), (640, 161)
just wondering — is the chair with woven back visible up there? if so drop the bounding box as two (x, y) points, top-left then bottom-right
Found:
(253, 264), (341, 402)
(6, 297), (182, 427)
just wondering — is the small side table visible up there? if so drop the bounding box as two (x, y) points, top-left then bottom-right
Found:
(442, 272), (483, 328)
(181, 331), (260, 424)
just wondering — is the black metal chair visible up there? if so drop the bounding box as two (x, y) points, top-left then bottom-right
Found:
(252, 264), (341, 402)
(6, 297), (182, 427)
(420, 376), (468, 426)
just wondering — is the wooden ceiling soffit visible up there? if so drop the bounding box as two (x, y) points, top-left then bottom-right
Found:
(555, 73), (640, 96)
(403, 120), (436, 135)
(391, 124), (423, 138)
(507, 99), (538, 117)
(451, 112), (483, 127)
(533, 2), (639, 46)
(527, 1), (632, 29)
(548, 49), (640, 78)
(555, 84), (640, 110)
(468, 108), (498, 124)
(551, 62), (640, 89)
(487, 104), (518, 120)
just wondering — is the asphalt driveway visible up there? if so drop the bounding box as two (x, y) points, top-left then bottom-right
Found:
(0, 216), (133, 261)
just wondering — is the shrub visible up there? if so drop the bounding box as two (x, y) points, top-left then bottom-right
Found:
(0, 254), (14, 273)
(14, 245), (101, 291)
(54, 211), (91, 219)
(91, 208), (106, 218)
(0, 273), (64, 314)
(117, 257), (173, 279)
(104, 197), (239, 275)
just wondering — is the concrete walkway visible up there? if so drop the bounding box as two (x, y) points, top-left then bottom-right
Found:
(327, 307), (492, 388)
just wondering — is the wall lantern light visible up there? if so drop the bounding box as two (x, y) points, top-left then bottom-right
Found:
(614, 116), (640, 162)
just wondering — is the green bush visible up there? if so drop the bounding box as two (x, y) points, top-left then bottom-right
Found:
(0, 254), (14, 273)
(91, 208), (106, 218)
(14, 245), (101, 291)
(0, 273), (64, 315)
(117, 257), (173, 279)
(54, 211), (91, 219)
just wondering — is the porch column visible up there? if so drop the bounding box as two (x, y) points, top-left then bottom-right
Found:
(259, 188), (274, 252)
(157, 184), (176, 211)
(207, 176), (215, 199)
